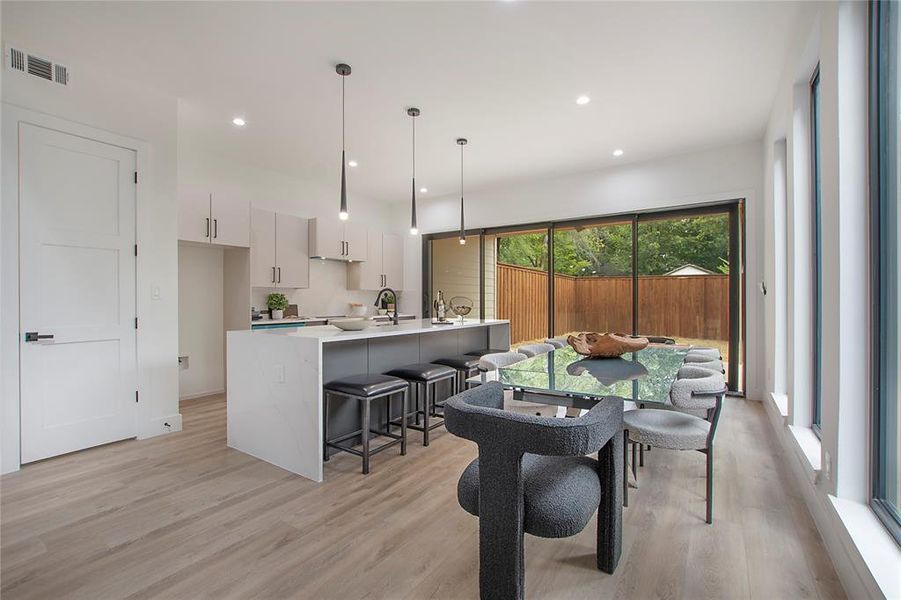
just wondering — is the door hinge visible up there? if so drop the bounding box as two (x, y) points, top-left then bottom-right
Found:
(134, 244), (138, 257)
(135, 390), (139, 403)
(134, 171), (138, 184)
(134, 317), (138, 329)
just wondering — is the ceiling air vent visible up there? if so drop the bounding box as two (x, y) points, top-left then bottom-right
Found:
(5, 46), (68, 85)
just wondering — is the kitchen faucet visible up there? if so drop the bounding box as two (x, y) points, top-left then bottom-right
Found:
(374, 288), (399, 325)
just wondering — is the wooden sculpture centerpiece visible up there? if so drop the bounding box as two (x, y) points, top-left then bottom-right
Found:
(567, 332), (649, 358)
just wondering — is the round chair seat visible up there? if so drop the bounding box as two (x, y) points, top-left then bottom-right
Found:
(623, 409), (710, 450)
(386, 363), (456, 382)
(457, 454), (601, 539)
(324, 374), (409, 397)
(433, 355), (481, 371)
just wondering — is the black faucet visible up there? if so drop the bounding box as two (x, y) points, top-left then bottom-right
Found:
(374, 288), (399, 325)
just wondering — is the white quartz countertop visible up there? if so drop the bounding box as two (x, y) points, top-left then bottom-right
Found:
(239, 318), (509, 343)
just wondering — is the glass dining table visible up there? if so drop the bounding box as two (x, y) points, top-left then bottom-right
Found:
(465, 345), (690, 409)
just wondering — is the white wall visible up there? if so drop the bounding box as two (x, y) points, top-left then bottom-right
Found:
(178, 244), (224, 399)
(1, 41), (181, 472)
(398, 140), (765, 399)
(761, 2), (899, 598)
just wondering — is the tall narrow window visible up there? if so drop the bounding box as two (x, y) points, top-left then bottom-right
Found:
(810, 65), (823, 434)
(871, 0), (900, 545)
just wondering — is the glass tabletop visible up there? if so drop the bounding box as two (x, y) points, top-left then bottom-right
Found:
(468, 345), (689, 406)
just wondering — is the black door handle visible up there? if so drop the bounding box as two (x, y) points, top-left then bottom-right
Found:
(25, 332), (54, 342)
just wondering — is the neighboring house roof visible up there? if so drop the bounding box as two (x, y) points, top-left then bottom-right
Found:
(664, 263), (717, 276)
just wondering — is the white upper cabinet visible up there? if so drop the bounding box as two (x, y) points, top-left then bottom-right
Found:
(275, 213), (310, 288)
(178, 184), (250, 248)
(250, 208), (277, 287)
(309, 218), (368, 261)
(251, 208), (309, 289)
(381, 233), (404, 289)
(211, 191), (251, 248)
(347, 231), (404, 290)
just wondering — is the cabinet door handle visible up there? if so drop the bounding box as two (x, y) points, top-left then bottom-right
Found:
(213, 219), (218, 239)
(277, 267), (281, 284)
(206, 218), (210, 238)
(272, 266), (276, 283)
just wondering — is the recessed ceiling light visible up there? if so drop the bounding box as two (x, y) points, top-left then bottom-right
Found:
(347, 160), (358, 167)
(232, 117), (246, 126)
(420, 187), (428, 193)
(612, 149), (624, 157)
(576, 95), (590, 106)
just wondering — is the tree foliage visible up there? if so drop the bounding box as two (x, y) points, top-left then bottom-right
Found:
(496, 215), (730, 277)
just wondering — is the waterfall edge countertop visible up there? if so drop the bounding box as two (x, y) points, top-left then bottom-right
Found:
(243, 318), (509, 342)
(226, 318), (511, 482)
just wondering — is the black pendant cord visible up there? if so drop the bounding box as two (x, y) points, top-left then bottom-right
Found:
(458, 138), (466, 244)
(411, 112), (417, 233)
(337, 64), (351, 220)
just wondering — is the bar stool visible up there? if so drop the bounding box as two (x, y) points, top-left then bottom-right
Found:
(323, 374), (409, 474)
(464, 348), (510, 358)
(385, 363), (457, 446)
(433, 355), (481, 391)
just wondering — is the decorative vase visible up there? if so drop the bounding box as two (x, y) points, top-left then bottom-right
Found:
(271, 309), (284, 320)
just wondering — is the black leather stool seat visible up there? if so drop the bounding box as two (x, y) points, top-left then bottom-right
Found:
(325, 374), (409, 397)
(386, 363), (456, 381)
(464, 348), (510, 358)
(433, 355), (481, 371)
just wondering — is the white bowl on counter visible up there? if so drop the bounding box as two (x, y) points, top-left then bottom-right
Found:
(330, 318), (373, 331)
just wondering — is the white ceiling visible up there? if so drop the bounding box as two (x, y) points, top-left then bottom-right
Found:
(3, 1), (802, 203)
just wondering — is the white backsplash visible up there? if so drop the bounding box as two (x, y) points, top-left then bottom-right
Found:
(251, 258), (405, 318)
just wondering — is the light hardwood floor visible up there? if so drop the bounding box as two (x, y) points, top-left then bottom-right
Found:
(1, 395), (844, 599)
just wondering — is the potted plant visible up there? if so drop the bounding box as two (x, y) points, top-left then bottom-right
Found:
(267, 292), (289, 320)
(381, 291), (396, 314)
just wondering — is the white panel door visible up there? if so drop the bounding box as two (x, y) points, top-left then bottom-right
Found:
(19, 123), (137, 463)
(343, 222), (368, 262)
(250, 208), (276, 287)
(211, 191), (250, 248)
(382, 233), (404, 290)
(275, 214), (310, 288)
(177, 183), (211, 244)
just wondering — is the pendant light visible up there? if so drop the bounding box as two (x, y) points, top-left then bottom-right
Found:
(408, 107), (420, 235)
(336, 63), (352, 220)
(457, 138), (468, 244)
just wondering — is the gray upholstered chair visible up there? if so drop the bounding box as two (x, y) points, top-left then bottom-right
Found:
(445, 382), (623, 600)
(543, 338), (566, 349)
(685, 347), (722, 360)
(478, 351), (528, 371)
(682, 357), (725, 374)
(622, 369), (726, 523)
(515, 342), (555, 357)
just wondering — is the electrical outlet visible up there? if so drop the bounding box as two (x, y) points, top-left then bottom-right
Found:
(178, 356), (189, 370)
(274, 364), (285, 383)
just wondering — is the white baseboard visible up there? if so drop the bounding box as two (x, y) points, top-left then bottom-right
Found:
(138, 413), (183, 439)
(179, 389), (225, 401)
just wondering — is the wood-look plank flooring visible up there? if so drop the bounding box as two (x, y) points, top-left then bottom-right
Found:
(1, 395), (845, 599)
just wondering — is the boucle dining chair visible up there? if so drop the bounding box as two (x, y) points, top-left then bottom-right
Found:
(515, 342), (555, 357)
(445, 382), (623, 600)
(543, 338), (566, 349)
(622, 367), (726, 523)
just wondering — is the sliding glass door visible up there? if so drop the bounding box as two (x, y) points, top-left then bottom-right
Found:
(552, 220), (633, 337)
(424, 201), (745, 391)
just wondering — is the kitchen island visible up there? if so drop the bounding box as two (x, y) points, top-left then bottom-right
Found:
(226, 319), (510, 481)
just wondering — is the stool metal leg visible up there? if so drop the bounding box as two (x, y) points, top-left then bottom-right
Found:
(623, 430), (629, 507)
(422, 382), (431, 446)
(361, 396), (371, 475)
(400, 388), (408, 455)
(414, 382), (421, 426)
(323, 392), (330, 462)
(639, 443), (644, 467)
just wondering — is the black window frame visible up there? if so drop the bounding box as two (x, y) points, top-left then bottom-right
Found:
(870, 0), (901, 546)
(810, 64), (824, 436)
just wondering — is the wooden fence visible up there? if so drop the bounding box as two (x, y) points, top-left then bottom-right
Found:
(496, 263), (729, 344)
